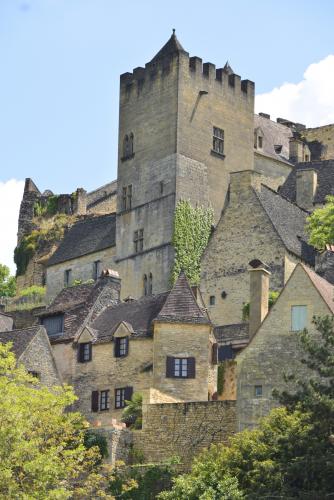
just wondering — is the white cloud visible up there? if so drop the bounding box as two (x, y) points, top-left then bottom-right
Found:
(0, 179), (24, 275)
(256, 55), (334, 127)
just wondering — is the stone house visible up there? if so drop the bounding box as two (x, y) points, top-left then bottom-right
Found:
(0, 325), (61, 387)
(200, 169), (315, 327)
(236, 262), (334, 430)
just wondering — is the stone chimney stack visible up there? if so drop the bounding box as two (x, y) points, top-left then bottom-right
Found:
(248, 259), (271, 339)
(296, 168), (317, 211)
(74, 188), (87, 215)
(315, 246), (334, 285)
(229, 170), (263, 204)
(289, 136), (305, 163)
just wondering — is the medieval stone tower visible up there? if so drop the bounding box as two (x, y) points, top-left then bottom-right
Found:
(115, 31), (255, 299)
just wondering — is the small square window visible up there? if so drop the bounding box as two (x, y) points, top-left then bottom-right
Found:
(100, 390), (109, 411)
(255, 385), (263, 397)
(291, 305), (307, 331)
(167, 357), (195, 378)
(209, 295), (216, 306)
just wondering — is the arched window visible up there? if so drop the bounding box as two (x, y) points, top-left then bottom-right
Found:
(148, 273), (153, 295)
(143, 274), (148, 296)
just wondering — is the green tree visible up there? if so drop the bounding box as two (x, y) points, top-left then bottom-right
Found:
(306, 194), (334, 250)
(0, 263), (16, 297)
(171, 200), (213, 285)
(0, 342), (114, 499)
(121, 392), (143, 429)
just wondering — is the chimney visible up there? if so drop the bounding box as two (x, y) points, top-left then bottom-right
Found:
(289, 135), (305, 163)
(73, 188), (87, 215)
(248, 259), (271, 338)
(315, 247), (334, 285)
(229, 170), (263, 204)
(296, 168), (317, 211)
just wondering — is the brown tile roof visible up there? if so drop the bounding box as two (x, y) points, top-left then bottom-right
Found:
(0, 326), (41, 358)
(155, 272), (210, 324)
(214, 323), (249, 347)
(0, 312), (13, 332)
(302, 264), (334, 313)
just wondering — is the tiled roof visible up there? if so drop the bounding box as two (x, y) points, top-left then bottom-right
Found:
(279, 160), (334, 205)
(254, 114), (293, 166)
(92, 292), (168, 341)
(214, 323), (249, 347)
(255, 185), (316, 266)
(48, 213), (116, 266)
(0, 312), (13, 332)
(156, 272), (210, 324)
(0, 326), (40, 358)
(42, 283), (94, 315)
(302, 264), (334, 313)
(151, 31), (187, 62)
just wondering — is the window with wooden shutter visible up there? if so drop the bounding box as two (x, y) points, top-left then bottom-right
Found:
(124, 386), (133, 404)
(78, 343), (92, 363)
(166, 356), (174, 377)
(114, 337), (129, 358)
(91, 391), (99, 412)
(187, 357), (196, 378)
(100, 390), (110, 411)
(166, 357), (196, 378)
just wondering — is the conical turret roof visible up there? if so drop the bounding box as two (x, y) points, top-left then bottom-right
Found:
(223, 61), (234, 74)
(151, 29), (187, 62)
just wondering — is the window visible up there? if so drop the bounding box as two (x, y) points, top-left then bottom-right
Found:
(212, 127), (224, 155)
(93, 260), (101, 280)
(122, 133), (134, 160)
(115, 387), (133, 409)
(78, 342), (92, 363)
(114, 337), (129, 358)
(148, 273), (153, 295)
(255, 385), (263, 397)
(42, 315), (64, 337)
(122, 185), (133, 211)
(100, 390), (110, 411)
(305, 154), (310, 162)
(209, 295), (215, 306)
(143, 274), (148, 295)
(134, 229), (144, 253)
(64, 269), (72, 287)
(258, 136), (263, 149)
(291, 305), (307, 331)
(166, 357), (196, 379)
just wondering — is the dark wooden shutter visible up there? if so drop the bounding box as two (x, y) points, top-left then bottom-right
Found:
(88, 343), (92, 362)
(187, 357), (196, 378)
(124, 386), (133, 404)
(125, 337), (129, 356)
(91, 391), (99, 412)
(78, 344), (84, 363)
(212, 343), (218, 365)
(166, 356), (174, 378)
(114, 338), (120, 357)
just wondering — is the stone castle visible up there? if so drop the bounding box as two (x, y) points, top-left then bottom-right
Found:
(4, 31), (334, 463)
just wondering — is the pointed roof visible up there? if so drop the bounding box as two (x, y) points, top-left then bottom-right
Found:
(223, 61), (234, 74)
(302, 264), (334, 313)
(151, 30), (187, 62)
(155, 272), (210, 324)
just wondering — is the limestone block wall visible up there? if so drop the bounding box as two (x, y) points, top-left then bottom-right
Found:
(46, 246), (116, 301)
(201, 172), (288, 326)
(20, 328), (61, 387)
(132, 400), (236, 464)
(236, 264), (332, 430)
(302, 124), (334, 160)
(254, 152), (292, 190)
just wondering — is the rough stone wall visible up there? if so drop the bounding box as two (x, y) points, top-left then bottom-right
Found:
(201, 171), (290, 326)
(236, 264), (332, 430)
(10, 307), (42, 329)
(219, 360), (237, 401)
(46, 246), (116, 301)
(87, 194), (116, 215)
(153, 322), (216, 401)
(302, 124), (334, 160)
(178, 53), (254, 222)
(90, 424), (133, 465)
(71, 337), (153, 426)
(20, 328), (61, 387)
(132, 400), (236, 464)
(254, 152), (292, 190)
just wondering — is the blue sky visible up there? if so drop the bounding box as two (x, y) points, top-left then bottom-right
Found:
(1, 0), (334, 272)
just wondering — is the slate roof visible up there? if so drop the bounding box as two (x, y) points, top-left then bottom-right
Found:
(42, 283), (94, 315)
(91, 292), (169, 342)
(48, 213), (116, 266)
(302, 264), (334, 313)
(254, 114), (293, 166)
(151, 31), (187, 62)
(255, 184), (316, 266)
(0, 326), (41, 358)
(0, 312), (13, 332)
(214, 323), (249, 348)
(156, 272), (210, 324)
(279, 160), (334, 205)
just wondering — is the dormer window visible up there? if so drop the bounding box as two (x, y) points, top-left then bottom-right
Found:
(114, 337), (129, 358)
(254, 127), (264, 150)
(42, 314), (64, 338)
(78, 342), (92, 363)
(122, 133), (135, 161)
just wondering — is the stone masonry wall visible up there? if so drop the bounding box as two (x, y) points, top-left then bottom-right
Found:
(302, 124), (334, 160)
(132, 400), (236, 465)
(236, 264), (332, 430)
(254, 152), (292, 191)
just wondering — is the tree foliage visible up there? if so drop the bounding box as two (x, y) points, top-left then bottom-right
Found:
(0, 264), (16, 297)
(306, 194), (334, 250)
(0, 343), (112, 498)
(171, 200), (213, 285)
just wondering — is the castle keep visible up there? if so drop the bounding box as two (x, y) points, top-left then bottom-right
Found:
(4, 32), (334, 464)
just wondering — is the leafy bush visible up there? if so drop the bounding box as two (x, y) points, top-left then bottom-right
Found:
(121, 393), (143, 429)
(306, 194), (334, 250)
(19, 285), (46, 299)
(84, 431), (109, 463)
(0, 264), (16, 298)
